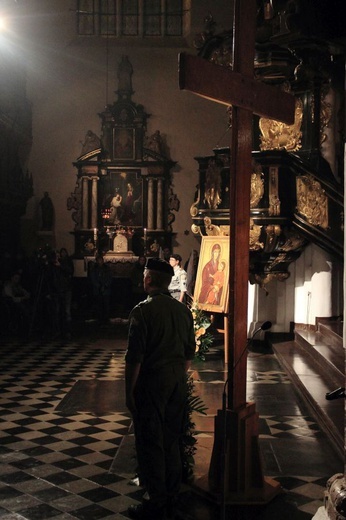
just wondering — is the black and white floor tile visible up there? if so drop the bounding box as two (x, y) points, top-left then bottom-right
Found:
(0, 325), (342, 519)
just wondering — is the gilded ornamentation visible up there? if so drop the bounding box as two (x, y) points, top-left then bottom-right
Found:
(296, 175), (329, 229)
(204, 159), (222, 209)
(269, 195), (281, 216)
(259, 97), (303, 152)
(250, 273), (289, 293)
(191, 223), (202, 235)
(281, 234), (306, 251)
(249, 219), (264, 251)
(210, 44), (233, 68)
(190, 186), (200, 217)
(204, 217), (221, 236)
(219, 225), (230, 236)
(269, 253), (287, 270)
(268, 166), (281, 216)
(320, 95), (332, 146)
(264, 224), (281, 251)
(250, 162), (264, 208)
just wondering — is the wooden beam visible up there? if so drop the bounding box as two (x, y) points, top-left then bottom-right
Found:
(179, 53), (295, 125)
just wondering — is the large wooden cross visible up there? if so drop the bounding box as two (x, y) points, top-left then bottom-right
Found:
(179, 0), (295, 502)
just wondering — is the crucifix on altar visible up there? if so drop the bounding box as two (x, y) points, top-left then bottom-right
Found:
(179, 0), (295, 506)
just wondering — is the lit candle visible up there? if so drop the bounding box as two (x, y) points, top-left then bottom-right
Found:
(94, 228), (97, 241)
(144, 228), (147, 240)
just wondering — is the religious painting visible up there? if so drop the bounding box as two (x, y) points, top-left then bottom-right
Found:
(194, 236), (229, 314)
(113, 128), (135, 159)
(99, 170), (142, 227)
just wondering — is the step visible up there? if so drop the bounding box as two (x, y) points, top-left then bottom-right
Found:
(317, 318), (343, 349)
(271, 336), (344, 460)
(294, 329), (344, 388)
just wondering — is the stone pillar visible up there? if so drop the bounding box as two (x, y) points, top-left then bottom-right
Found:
(147, 178), (154, 230)
(156, 178), (163, 230)
(82, 177), (89, 229)
(91, 177), (98, 229)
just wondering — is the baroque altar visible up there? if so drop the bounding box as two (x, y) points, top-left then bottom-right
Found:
(67, 56), (178, 259)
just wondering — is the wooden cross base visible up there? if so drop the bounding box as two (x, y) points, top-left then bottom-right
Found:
(193, 402), (282, 505)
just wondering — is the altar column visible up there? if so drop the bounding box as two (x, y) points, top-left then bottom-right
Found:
(91, 177), (98, 229)
(82, 177), (89, 229)
(156, 178), (163, 230)
(147, 178), (154, 229)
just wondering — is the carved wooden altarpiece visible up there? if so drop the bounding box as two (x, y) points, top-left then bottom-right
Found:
(67, 56), (177, 259)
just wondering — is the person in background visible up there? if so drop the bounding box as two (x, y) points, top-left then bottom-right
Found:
(168, 254), (187, 303)
(125, 258), (196, 520)
(2, 271), (31, 333)
(130, 256), (146, 307)
(58, 248), (74, 337)
(39, 191), (54, 231)
(162, 246), (171, 262)
(89, 253), (113, 325)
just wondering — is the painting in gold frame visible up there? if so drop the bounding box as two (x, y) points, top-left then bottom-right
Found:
(194, 236), (229, 313)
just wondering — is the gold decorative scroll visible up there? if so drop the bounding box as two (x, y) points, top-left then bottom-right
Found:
(190, 187), (200, 217)
(265, 224), (281, 249)
(320, 95), (332, 146)
(191, 223), (202, 235)
(204, 159), (222, 209)
(249, 219), (264, 251)
(296, 175), (329, 229)
(259, 97), (303, 152)
(281, 234), (306, 251)
(250, 272), (290, 293)
(268, 166), (281, 216)
(204, 217), (221, 236)
(250, 162), (264, 208)
(269, 253), (287, 270)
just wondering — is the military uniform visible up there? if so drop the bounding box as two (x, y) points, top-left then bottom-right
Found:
(168, 265), (187, 300)
(126, 290), (195, 517)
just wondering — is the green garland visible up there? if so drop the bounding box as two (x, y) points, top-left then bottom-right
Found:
(190, 301), (214, 361)
(181, 375), (207, 483)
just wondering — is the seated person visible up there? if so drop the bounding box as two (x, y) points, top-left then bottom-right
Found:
(2, 271), (31, 332)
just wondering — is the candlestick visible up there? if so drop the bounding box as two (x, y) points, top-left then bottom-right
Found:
(143, 228), (147, 255)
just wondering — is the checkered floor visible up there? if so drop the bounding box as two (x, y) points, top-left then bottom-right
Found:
(0, 325), (342, 519)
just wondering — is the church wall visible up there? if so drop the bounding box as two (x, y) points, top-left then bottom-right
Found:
(248, 243), (339, 334)
(6, 2), (343, 335)
(293, 244), (334, 326)
(15, 0), (232, 266)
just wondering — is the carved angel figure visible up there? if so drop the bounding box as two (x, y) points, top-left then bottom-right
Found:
(259, 97), (303, 152)
(204, 159), (222, 209)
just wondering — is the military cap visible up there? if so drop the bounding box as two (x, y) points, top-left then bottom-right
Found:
(146, 258), (174, 276)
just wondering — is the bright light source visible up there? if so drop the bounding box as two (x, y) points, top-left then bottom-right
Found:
(0, 16), (8, 31)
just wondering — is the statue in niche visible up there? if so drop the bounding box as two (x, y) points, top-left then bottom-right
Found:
(147, 130), (164, 155)
(204, 158), (222, 209)
(80, 130), (101, 156)
(117, 55), (133, 94)
(39, 191), (54, 231)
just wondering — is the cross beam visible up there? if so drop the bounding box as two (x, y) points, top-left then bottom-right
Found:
(179, 1), (295, 412)
(179, 53), (295, 124)
(179, 0), (295, 502)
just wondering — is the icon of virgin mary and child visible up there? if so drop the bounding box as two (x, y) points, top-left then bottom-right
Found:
(198, 243), (226, 306)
